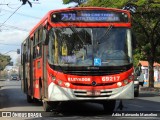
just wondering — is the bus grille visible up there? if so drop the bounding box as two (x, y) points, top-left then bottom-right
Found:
(73, 90), (112, 98)
(72, 82), (115, 86)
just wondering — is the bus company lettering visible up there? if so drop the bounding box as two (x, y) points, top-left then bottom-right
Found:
(68, 77), (91, 82)
(102, 76), (120, 82)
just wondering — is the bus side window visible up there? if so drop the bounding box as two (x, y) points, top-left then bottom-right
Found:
(33, 29), (43, 58)
(36, 43), (42, 57)
(37, 28), (43, 57)
(33, 34), (36, 59)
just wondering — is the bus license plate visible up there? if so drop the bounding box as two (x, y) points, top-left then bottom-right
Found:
(87, 91), (100, 96)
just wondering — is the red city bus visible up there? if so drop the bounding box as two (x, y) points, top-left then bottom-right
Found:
(21, 7), (134, 112)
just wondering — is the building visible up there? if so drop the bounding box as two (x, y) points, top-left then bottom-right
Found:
(138, 61), (160, 83)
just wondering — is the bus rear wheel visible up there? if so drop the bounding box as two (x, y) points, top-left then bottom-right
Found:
(102, 100), (116, 113)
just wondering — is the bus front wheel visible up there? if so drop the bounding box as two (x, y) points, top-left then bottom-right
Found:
(102, 100), (116, 113)
(43, 101), (60, 112)
(43, 101), (52, 112)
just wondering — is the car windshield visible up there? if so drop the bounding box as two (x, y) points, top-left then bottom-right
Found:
(48, 27), (133, 66)
(11, 74), (18, 77)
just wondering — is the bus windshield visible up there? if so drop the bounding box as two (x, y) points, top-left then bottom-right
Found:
(48, 27), (132, 66)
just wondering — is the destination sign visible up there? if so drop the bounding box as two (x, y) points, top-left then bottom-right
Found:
(51, 10), (129, 23)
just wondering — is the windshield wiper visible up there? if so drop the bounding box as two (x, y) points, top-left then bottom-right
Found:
(97, 25), (113, 44)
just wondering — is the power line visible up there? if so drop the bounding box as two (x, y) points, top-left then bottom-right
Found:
(0, 3), (18, 9)
(0, 4), (9, 5)
(1, 8), (41, 19)
(0, 43), (20, 46)
(0, 5), (22, 28)
(0, 3), (19, 5)
(0, 23), (29, 32)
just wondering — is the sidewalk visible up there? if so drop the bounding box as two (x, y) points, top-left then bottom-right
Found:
(0, 79), (6, 89)
(140, 82), (160, 93)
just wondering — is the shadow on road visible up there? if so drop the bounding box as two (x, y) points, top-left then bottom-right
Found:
(0, 88), (42, 109)
(51, 101), (111, 116)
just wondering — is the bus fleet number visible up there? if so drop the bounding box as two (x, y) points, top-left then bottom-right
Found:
(102, 76), (120, 82)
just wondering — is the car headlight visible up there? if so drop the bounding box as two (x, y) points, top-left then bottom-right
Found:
(134, 81), (139, 84)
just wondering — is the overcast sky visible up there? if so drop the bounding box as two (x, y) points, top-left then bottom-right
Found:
(0, 0), (75, 66)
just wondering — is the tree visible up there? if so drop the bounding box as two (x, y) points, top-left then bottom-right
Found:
(0, 55), (11, 80)
(82, 0), (160, 87)
(0, 54), (11, 70)
(131, 1), (160, 87)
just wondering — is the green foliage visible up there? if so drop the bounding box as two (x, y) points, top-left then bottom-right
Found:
(132, 1), (160, 63)
(82, 0), (130, 8)
(63, 0), (71, 4)
(63, 0), (86, 5)
(0, 55), (11, 70)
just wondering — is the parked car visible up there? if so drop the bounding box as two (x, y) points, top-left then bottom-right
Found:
(10, 74), (19, 81)
(134, 75), (139, 97)
(134, 67), (141, 97)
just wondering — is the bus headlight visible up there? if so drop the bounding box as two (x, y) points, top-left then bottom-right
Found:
(52, 76), (56, 81)
(57, 80), (62, 85)
(65, 82), (70, 88)
(117, 82), (122, 87)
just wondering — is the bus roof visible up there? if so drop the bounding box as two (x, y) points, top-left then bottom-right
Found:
(46, 7), (130, 14)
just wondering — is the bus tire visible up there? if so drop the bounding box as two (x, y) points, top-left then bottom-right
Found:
(134, 91), (139, 97)
(43, 101), (52, 112)
(27, 95), (33, 103)
(103, 100), (116, 113)
(51, 102), (60, 111)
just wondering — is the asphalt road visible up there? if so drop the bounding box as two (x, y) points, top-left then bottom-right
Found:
(0, 80), (160, 120)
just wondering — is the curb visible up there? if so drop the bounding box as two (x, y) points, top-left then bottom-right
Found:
(0, 79), (6, 81)
(141, 87), (160, 92)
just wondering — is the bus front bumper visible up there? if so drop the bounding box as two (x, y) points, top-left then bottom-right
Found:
(48, 81), (134, 101)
